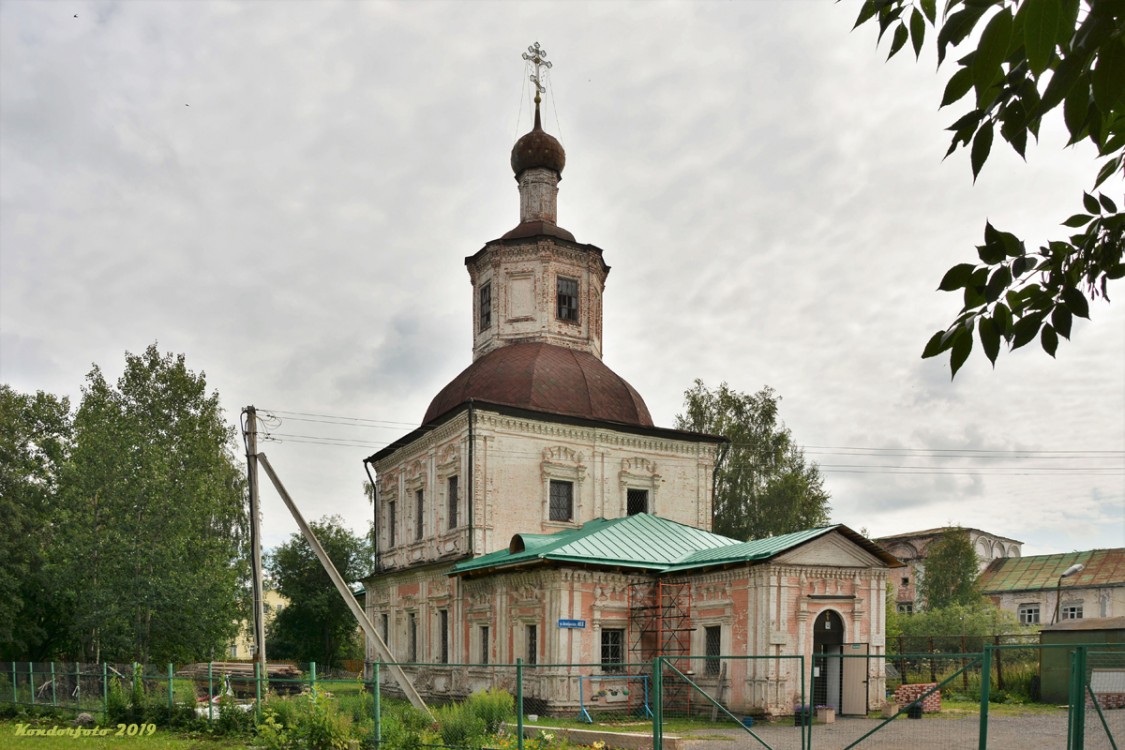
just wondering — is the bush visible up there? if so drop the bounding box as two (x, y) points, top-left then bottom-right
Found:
(253, 694), (352, 750)
(465, 688), (514, 734)
(436, 701), (487, 749)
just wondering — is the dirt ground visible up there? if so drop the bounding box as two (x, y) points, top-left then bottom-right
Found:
(674, 709), (1124, 749)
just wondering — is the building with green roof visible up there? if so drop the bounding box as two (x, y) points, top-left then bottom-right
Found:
(978, 548), (1125, 626)
(360, 60), (903, 720)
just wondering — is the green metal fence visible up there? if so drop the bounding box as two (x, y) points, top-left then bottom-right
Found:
(4, 646), (1124, 750)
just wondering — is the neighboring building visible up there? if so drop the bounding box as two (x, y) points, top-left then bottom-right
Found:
(874, 527), (1022, 613)
(230, 589), (287, 659)
(362, 63), (900, 718)
(978, 549), (1125, 627)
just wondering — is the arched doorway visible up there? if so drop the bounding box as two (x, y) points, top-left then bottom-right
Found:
(812, 610), (844, 710)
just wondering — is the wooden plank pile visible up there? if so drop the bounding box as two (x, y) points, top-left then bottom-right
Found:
(177, 662), (304, 696)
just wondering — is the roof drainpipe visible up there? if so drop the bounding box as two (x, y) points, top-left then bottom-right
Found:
(364, 459), (379, 571)
(467, 399), (475, 557)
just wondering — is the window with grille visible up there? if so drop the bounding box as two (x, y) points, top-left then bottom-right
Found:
(438, 610), (449, 664)
(479, 626), (490, 665)
(480, 283), (492, 331)
(1018, 603), (1040, 625)
(415, 488), (424, 541)
(408, 613), (417, 662)
(601, 628), (624, 673)
(448, 476), (459, 529)
(627, 488), (648, 515)
(557, 277), (578, 321)
(704, 625), (722, 676)
(549, 480), (573, 521)
(1062, 604), (1084, 620)
(387, 501), (396, 547)
(526, 624), (538, 666)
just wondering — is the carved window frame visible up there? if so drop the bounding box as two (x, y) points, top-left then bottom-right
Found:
(541, 447), (586, 527)
(619, 458), (660, 516)
(404, 462), (426, 545)
(436, 446), (461, 533)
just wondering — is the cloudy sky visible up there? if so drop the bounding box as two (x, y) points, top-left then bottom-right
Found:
(3, 1), (1122, 558)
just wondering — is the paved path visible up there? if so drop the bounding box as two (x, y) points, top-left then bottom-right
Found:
(675, 709), (1123, 749)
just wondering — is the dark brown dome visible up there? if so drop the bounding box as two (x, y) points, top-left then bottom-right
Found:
(424, 342), (652, 427)
(511, 107), (565, 177)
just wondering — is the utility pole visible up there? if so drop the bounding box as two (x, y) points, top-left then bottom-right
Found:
(244, 406), (267, 674)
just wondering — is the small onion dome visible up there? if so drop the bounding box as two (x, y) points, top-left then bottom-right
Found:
(510, 104), (565, 178)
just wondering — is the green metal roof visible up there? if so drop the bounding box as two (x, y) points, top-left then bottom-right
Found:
(449, 514), (866, 576)
(978, 549), (1125, 593)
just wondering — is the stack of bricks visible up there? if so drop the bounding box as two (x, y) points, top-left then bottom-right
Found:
(1088, 692), (1125, 710)
(893, 683), (942, 713)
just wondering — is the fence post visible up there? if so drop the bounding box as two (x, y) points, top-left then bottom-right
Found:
(993, 635), (1004, 691)
(978, 646), (991, 750)
(372, 662), (381, 750)
(167, 663), (174, 712)
(1068, 646), (1087, 750)
(11, 662), (16, 705)
(208, 661), (214, 722)
(133, 661), (140, 702)
(928, 637), (936, 683)
(516, 658), (524, 750)
(652, 657), (663, 750)
(51, 662), (57, 706)
(75, 662), (81, 709)
(254, 661), (262, 718)
(29, 661), (35, 706)
(310, 661), (317, 697)
(801, 655), (809, 750)
(102, 662), (108, 719)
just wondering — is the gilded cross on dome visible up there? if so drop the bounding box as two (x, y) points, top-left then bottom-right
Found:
(522, 42), (552, 101)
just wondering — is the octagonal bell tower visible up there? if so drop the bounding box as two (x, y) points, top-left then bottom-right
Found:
(467, 44), (607, 362)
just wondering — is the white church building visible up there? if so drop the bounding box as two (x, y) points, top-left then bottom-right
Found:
(362, 49), (900, 718)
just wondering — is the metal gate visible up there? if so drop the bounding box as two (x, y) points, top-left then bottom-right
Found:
(1071, 647), (1123, 750)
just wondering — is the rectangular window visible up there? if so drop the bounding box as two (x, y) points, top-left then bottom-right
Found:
(526, 624), (538, 666)
(387, 501), (396, 547)
(601, 628), (624, 673)
(415, 488), (424, 541)
(627, 488), (648, 516)
(557, 277), (578, 321)
(381, 614), (389, 646)
(897, 602), (914, 615)
(438, 610), (449, 664)
(480, 283), (492, 331)
(1018, 603), (1040, 625)
(1062, 604), (1083, 620)
(479, 626), (490, 665)
(549, 480), (574, 522)
(901, 577), (910, 587)
(408, 613), (418, 662)
(704, 625), (722, 676)
(448, 476), (459, 530)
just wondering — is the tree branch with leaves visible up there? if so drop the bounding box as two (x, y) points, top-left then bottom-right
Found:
(856, 0), (1124, 376)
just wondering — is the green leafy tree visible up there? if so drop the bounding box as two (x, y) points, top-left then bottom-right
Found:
(890, 599), (1025, 652)
(60, 345), (248, 663)
(918, 527), (982, 609)
(855, 0), (1124, 376)
(0, 385), (73, 660)
(266, 515), (371, 668)
(674, 380), (831, 540)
